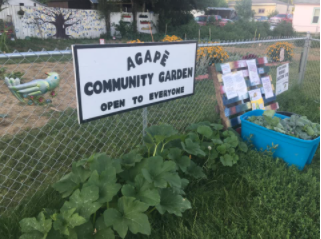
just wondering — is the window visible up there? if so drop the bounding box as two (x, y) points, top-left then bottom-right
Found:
(258, 9), (265, 13)
(34, 3), (36, 6)
(19, 3), (24, 6)
(312, 8), (320, 24)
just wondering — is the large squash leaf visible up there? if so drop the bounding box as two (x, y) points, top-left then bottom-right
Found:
(19, 212), (52, 239)
(104, 197), (150, 239)
(94, 217), (115, 239)
(61, 186), (102, 220)
(83, 169), (121, 204)
(181, 139), (206, 156)
(52, 162), (91, 198)
(121, 174), (160, 206)
(167, 148), (191, 172)
(53, 208), (86, 236)
(156, 188), (191, 216)
(141, 156), (180, 188)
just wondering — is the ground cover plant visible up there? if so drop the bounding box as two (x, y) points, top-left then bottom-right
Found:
(17, 122), (248, 239)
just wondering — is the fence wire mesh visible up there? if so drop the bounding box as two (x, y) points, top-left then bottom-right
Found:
(0, 36), (319, 215)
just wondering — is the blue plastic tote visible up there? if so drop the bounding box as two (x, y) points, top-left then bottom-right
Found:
(240, 110), (320, 170)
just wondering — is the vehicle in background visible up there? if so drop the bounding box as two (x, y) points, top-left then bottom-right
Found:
(194, 15), (222, 26)
(269, 14), (293, 25)
(255, 16), (269, 22)
(219, 19), (234, 27)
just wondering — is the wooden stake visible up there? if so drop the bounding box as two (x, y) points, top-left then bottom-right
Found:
(208, 66), (230, 129)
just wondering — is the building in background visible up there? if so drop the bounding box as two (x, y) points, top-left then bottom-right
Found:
(228, 0), (294, 17)
(292, 0), (320, 32)
(5, 0), (44, 7)
(47, 0), (94, 9)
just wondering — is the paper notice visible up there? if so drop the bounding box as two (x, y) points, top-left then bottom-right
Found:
(246, 59), (261, 86)
(276, 63), (289, 95)
(222, 73), (237, 99)
(261, 76), (274, 99)
(249, 89), (265, 110)
(221, 63), (231, 74)
(234, 71), (248, 96)
(280, 48), (284, 62)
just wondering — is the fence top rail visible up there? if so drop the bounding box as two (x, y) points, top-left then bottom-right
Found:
(198, 37), (307, 47)
(311, 38), (320, 42)
(0, 50), (72, 59)
(0, 37), (310, 59)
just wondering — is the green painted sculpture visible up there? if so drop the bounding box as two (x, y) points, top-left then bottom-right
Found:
(5, 72), (60, 103)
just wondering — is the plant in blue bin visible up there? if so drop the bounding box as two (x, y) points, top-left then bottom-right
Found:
(248, 110), (320, 140)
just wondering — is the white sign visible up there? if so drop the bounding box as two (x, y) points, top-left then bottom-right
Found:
(246, 59), (261, 86)
(261, 76), (274, 99)
(99, 39), (105, 44)
(222, 72), (248, 99)
(222, 73), (238, 99)
(234, 71), (248, 96)
(221, 63), (231, 74)
(72, 42), (197, 123)
(280, 48), (284, 62)
(276, 63), (289, 95)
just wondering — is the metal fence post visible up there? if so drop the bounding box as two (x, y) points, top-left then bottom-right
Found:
(142, 107), (148, 137)
(298, 32), (311, 84)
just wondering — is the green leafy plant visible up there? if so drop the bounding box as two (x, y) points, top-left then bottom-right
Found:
(248, 110), (320, 140)
(18, 122), (250, 238)
(184, 121), (248, 168)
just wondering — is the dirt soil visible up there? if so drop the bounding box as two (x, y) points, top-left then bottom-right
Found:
(0, 62), (76, 136)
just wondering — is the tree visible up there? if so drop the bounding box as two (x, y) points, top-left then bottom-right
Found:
(25, 8), (81, 39)
(0, 0), (8, 12)
(235, 0), (254, 20)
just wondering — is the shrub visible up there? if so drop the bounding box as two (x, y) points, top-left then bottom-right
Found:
(272, 21), (295, 37)
(127, 39), (144, 43)
(162, 35), (183, 42)
(266, 42), (294, 62)
(197, 43), (229, 65)
(268, 10), (279, 18)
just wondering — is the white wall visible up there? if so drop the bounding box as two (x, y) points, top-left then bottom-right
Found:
(0, 6), (159, 39)
(293, 4), (320, 33)
(0, 5), (106, 39)
(6, 0), (39, 7)
(110, 12), (159, 36)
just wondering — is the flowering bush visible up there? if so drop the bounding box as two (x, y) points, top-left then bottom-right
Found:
(161, 35), (183, 42)
(266, 42), (294, 62)
(197, 43), (229, 65)
(127, 39), (144, 43)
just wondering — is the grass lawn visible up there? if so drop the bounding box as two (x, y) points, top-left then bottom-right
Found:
(0, 85), (319, 239)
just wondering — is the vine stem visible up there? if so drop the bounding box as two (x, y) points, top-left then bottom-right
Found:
(153, 144), (159, 156)
(146, 207), (156, 215)
(93, 212), (97, 225)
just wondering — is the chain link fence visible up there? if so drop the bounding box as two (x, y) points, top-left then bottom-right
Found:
(0, 36), (319, 215)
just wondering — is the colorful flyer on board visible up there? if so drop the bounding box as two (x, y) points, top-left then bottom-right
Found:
(248, 89), (265, 110)
(234, 71), (248, 96)
(246, 59), (261, 86)
(261, 76), (274, 99)
(222, 73), (238, 99)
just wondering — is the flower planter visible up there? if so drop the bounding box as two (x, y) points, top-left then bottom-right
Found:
(240, 110), (320, 170)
